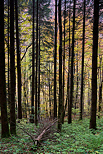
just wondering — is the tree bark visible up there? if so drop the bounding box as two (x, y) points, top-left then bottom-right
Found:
(80, 0), (85, 120)
(38, 14), (40, 119)
(0, 0), (10, 138)
(90, 0), (99, 130)
(54, 0), (57, 119)
(68, 0), (71, 124)
(68, 0), (76, 124)
(58, 0), (63, 131)
(62, 0), (66, 124)
(75, 44), (78, 109)
(15, 0), (22, 119)
(10, 0), (16, 135)
(35, 0), (38, 126)
(98, 56), (102, 119)
(30, 0), (35, 123)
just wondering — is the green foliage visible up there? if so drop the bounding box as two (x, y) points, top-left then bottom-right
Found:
(38, 118), (103, 153)
(1, 118), (103, 153)
(72, 108), (80, 114)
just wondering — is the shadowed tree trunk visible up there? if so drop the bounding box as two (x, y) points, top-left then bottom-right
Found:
(98, 56), (102, 119)
(68, 0), (76, 124)
(62, 0), (66, 124)
(88, 71), (90, 114)
(15, 0), (22, 119)
(30, 0), (35, 123)
(54, 0), (57, 119)
(58, 0), (63, 131)
(8, 0), (10, 110)
(68, 0), (71, 124)
(90, 0), (99, 130)
(49, 63), (51, 117)
(75, 43), (78, 109)
(38, 14), (40, 119)
(10, 0), (16, 135)
(80, 0), (85, 120)
(35, 0), (38, 126)
(0, 0), (10, 138)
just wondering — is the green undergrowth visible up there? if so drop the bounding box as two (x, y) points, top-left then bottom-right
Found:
(1, 117), (103, 153)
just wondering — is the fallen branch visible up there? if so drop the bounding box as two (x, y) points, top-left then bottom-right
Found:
(35, 118), (58, 145)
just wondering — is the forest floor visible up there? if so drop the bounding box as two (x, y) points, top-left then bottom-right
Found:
(0, 117), (103, 153)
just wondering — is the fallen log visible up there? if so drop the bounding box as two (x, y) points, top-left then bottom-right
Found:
(35, 118), (57, 145)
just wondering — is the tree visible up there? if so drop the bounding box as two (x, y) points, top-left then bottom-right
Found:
(80, 0), (85, 120)
(8, 0), (10, 109)
(0, 0), (10, 138)
(58, 0), (63, 131)
(10, 0), (16, 135)
(54, 0), (57, 119)
(68, 0), (76, 124)
(38, 12), (41, 119)
(30, 0), (35, 123)
(75, 43), (78, 109)
(15, 0), (22, 119)
(68, 0), (71, 124)
(98, 56), (102, 119)
(90, 0), (99, 130)
(35, 0), (38, 126)
(62, 0), (66, 124)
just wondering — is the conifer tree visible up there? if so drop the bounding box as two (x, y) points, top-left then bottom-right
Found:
(0, 0), (10, 138)
(90, 0), (99, 129)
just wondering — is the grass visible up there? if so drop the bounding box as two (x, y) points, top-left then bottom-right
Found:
(1, 117), (103, 153)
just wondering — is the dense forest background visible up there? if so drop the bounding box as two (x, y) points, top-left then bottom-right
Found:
(0, 0), (103, 152)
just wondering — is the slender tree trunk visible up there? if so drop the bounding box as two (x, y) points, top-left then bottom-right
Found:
(23, 57), (27, 118)
(98, 56), (102, 119)
(68, 0), (71, 124)
(35, 0), (38, 126)
(68, 0), (76, 124)
(90, 0), (99, 130)
(49, 63), (51, 117)
(38, 14), (40, 119)
(30, 0), (35, 123)
(88, 71), (90, 114)
(8, 0), (10, 110)
(15, 0), (22, 119)
(75, 44), (78, 109)
(62, 0), (66, 124)
(54, 0), (57, 119)
(0, 0), (10, 138)
(80, 0), (85, 120)
(58, 0), (63, 131)
(10, 0), (16, 135)
(26, 69), (30, 116)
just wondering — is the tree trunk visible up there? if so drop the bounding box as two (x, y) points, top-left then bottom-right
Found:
(90, 0), (99, 130)
(68, 0), (71, 124)
(54, 0), (57, 119)
(58, 0), (63, 131)
(15, 0), (22, 119)
(68, 0), (76, 124)
(38, 14), (40, 120)
(88, 71), (90, 114)
(35, 0), (38, 126)
(30, 0), (35, 123)
(98, 56), (102, 119)
(75, 44), (78, 109)
(0, 0), (10, 138)
(8, 0), (10, 111)
(10, 0), (16, 135)
(49, 63), (51, 117)
(80, 0), (85, 120)
(62, 0), (66, 124)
